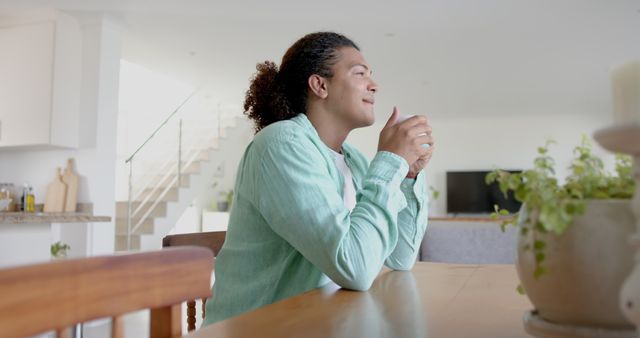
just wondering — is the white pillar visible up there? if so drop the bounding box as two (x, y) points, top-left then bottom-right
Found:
(60, 16), (122, 256)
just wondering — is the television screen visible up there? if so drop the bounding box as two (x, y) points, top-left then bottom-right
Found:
(446, 170), (522, 214)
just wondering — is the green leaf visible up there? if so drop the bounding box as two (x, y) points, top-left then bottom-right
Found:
(514, 186), (527, 202)
(592, 191), (610, 199)
(564, 203), (576, 214)
(429, 185), (440, 200)
(535, 252), (545, 263)
(533, 266), (546, 280)
(516, 284), (526, 295)
(535, 222), (548, 233)
(485, 171), (497, 184)
(533, 240), (546, 251)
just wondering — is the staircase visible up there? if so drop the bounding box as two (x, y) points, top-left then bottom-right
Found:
(115, 115), (252, 251)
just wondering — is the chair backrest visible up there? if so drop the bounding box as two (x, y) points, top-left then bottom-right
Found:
(162, 231), (226, 256)
(0, 247), (213, 338)
(161, 231), (226, 332)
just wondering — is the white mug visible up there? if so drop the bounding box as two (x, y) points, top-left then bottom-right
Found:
(398, 114), (430, 149)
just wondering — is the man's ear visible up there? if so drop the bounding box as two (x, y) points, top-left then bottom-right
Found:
(308, 74), (328, 99)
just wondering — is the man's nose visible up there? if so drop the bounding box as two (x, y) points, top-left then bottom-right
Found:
(369, 79), (378, 93)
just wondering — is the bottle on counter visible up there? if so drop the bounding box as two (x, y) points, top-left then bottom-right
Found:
(26, 186), (35, 213)
(21, 183), (35, 213)
(21, 184), (27, 212)
(4, 183), (16, 211)
(0, 183), (14, 212)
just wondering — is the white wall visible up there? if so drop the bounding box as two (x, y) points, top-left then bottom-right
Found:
(347, 112), (615, 216)
(194, 116), (254, 212)
(114, 65), (192, 201)
(117, 60), (194, 156)
(0, 16), (122, 256)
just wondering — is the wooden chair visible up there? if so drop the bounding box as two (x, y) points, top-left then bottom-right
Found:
(0, 247), (213, 338)
(162, 231), (226, 332)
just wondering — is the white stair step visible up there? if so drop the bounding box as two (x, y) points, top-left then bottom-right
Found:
(115, 218), (154, 235)
(194, 150), (210, 162)
(116, 201), (167, 219)
(115, 235), (140, 251)
(135, 187), (179, 203)
(117, 116), (251, 252)
(181, 161), (201, 175)
(141, 174), (190, 188)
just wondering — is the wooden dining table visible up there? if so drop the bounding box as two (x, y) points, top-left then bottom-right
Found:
(186, 262), (533, 338)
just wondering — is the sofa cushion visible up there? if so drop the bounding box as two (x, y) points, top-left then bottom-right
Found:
(419, 220), (517, 264)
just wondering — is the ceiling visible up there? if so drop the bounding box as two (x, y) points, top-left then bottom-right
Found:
(1, 0), (639, 120)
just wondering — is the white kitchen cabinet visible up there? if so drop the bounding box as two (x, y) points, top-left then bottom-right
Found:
(0, 12), (81, 149)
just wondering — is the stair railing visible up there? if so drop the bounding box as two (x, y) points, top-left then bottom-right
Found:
(124, 91), (218, 250)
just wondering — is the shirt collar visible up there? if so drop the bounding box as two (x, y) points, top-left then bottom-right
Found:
(291, 113), (351, 159)
(291, 113), (315, 133)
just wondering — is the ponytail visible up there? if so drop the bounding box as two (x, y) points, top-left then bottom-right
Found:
(243, 61), (295, 133)
(243, 32), (359, 133)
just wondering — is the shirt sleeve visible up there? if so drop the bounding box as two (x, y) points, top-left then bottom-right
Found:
(255, 134), (409, 291)
(384, 170), (429, 270)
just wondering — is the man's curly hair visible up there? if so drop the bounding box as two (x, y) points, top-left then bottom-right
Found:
(243, 32), (359, 133)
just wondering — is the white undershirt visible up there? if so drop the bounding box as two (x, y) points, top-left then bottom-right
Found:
(330, 149), (357, 211)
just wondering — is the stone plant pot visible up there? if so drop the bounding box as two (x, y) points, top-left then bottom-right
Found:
(217, 201), (229, 212)
(517, 199), (635, 329)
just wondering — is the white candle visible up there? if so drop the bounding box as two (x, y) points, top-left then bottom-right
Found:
(612, 61), (640, 124)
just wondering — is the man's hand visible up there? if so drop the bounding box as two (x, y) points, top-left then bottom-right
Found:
(407, 146), (434, 178)
(378, 107), (433, 168)
(378, 107), (434, 178)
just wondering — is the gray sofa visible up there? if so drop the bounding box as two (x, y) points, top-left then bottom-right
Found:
(419, 219), (518, 264)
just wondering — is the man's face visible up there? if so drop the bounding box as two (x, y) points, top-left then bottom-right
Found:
(324, 47), (378, 129)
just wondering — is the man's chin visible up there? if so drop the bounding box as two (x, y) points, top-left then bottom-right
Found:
(355, 116), (375, 129)
(364, 111), (376, 126)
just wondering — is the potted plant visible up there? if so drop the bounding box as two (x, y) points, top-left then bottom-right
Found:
(50, 241), (70, 259)
(216, 190), (234, 212)
(486, 136), (636, 331)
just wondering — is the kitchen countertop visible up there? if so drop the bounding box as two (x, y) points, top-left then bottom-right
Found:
(0, 212), (111, 224)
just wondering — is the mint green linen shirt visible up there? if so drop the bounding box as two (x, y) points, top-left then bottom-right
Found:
(203, 113), (429, 325)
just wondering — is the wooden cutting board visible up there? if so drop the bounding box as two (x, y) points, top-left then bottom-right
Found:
(62, 158), (79, 212)
(44, 168), (67, 213)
